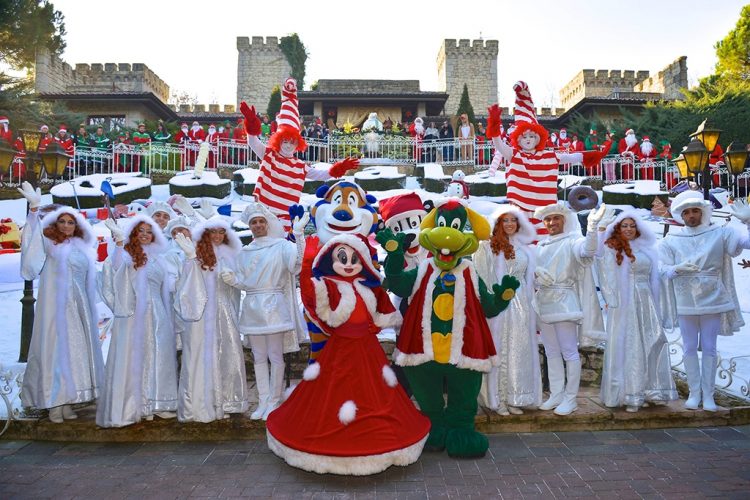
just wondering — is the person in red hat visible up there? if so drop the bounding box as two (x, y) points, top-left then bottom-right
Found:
(54, 125), (75, 173)
(486, 82), (609, 236)
(266, 232), (430, 475)
(132, 123), (150, 174)
(558, 128), (572, 152)
(205, 123), (219, 168)
(240, 78), (359, 231)
(379, 192), (431, 271)
(232, 118), (247, 165)
(0, 116), (11, 144)
(38, 125), (53, 153)
(617, 129), (641, 180)
(175, 123), (190, 170)
(639, 136), (657, 180)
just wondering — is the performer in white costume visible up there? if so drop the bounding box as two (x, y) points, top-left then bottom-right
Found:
(97, 215), (178, 427)
(474, 205), (542, 415)
(161, 216), (195, 351)
(223, 203), (308, 420)
(597, 210), (677, 412)
(660, 192), (750, 412)
(18, 182), (104, 423)
(172, 218), (249, 422)
(533, 202), (610, 415)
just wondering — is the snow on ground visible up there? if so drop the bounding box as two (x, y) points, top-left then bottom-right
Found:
(1, 177), (750, 418)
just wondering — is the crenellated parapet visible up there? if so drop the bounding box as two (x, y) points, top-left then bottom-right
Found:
(34, 48), (170, 102)
(437, 38), (498, 116)
(236, 35), (292, 113)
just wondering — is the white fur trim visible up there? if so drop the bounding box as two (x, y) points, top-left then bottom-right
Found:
(382, 365), (398, 387)
(670, 191), (712, 226)
(313, 278), (356, 327)
(122, 214), (168, 251)
(534, 202), (581, 235)
(146, 201), (177, 219)
(40, 206), (96, 247)
(164, 215), (194, 238)
(303, 362), (320, 381)
(338, 400), (357, 425)
(312, 233), (380, 281)
(487, 204), (536, 245)
(192, 217), (242, 253)
(267, 431), (427, 476)
(352, 281), (402, 328)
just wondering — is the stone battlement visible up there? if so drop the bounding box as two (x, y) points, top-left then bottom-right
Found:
(237, 35), (291, 113)
(440, 38), (499, 56)
(236, 36), (284, 51)
(34, 49), (170, 103)
(437, 38), (498, 116)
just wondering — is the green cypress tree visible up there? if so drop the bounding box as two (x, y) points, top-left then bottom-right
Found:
(456, 84), (476, 124)
(267, 85), (281, 120)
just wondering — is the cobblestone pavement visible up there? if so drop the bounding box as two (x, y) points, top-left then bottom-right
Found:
(2, 426), (750, 499)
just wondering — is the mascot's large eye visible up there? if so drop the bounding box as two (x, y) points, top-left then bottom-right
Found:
(348, 193), (358, 208)
(392, 222), (401, 233)
(409, 218), (419, 228)
(437, 215), (447, 227)
(333, 192), (343, 205)
(350, 253), (360, 265)
(335, 248), (348, 264)
(450, 218), (461, 230)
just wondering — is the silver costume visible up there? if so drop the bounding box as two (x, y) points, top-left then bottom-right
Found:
(20, 208), (104, 410)
(597, 213), (677, 408)
(174, 228), (248, 422)
(97, 217), (178, 428)
(474, 208), (542, 412)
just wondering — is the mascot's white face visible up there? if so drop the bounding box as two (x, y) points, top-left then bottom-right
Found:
(385, 211), (425, 255)
(331, 244), (363, 277)
(519, 130), (541, 152)
(311, 182), (379, 244)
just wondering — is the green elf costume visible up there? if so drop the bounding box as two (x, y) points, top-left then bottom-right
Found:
(376, 199), (520, 458)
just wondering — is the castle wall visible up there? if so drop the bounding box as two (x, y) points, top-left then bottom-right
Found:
(559, 68), (650, 110)
(34, 49), (170, 102)
(633, 56), (687, 101)
(236, 36), (292, 114)
(437, 39), (498, 116)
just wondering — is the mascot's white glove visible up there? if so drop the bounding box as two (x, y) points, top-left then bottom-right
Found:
(197, 199), (216, 220)
(292, 212), (310, 237)
(104, 219), (125, 243)
(535, 268), (555, 287)
(17, 181), (42, 210)
(731, 198), (750, 225)
(174, 233), (196, 259)
(597, 208), (618, 231)
(674, 262), (700, 275)
(220, 270), (238, 287)
(171, 195), (195, 217)
(583, 204), (609, 255)
(586, 203), (609, 232)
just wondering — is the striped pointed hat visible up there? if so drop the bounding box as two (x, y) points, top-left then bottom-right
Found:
(277, 78), (301, 132)
(509, 81), (548, 151)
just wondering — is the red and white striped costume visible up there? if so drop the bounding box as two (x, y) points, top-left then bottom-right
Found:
(254, 151), (314, 229)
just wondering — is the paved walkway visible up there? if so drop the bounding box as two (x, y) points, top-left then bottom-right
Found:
(2, 426), (750, 499)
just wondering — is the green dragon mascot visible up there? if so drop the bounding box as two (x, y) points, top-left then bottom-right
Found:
(376, 199), (520, 458)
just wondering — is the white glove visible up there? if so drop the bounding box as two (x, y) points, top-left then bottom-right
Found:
(674, 262), (699, 275)
(731, 198), (750, 224)
(597, 207), (618, 231)
(171, 195), (195, 217)
(17, 181), (42, 209)
(174, 233), (196, 259)
(535, 268), (555, 287)
(197, 199), (216, 220)
(104, 218), (125, 243)
(586, 203), (608, 231)
(220, 270), (238, 287)
(292, 212), (310, 236)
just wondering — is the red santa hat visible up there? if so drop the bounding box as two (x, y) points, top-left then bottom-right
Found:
(625, 128), (635, 136)
(267, 77), (307, 153)
(560, 128), (567, 134)
(58, 124), (67, 133)
(379, 192), (425, 223)
(180, 122), (189, 128)
(642, 136), (651, 142)
(40, 124), (49, 132)
(0, 116), (8, 124)
(508, 81), (548, 152)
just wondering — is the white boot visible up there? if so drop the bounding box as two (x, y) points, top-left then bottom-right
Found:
(251, 362), (270, 420)
(62, 405), (77, 420)
(48, 406), (64, 423)
(554, 359), (581, 416)
(539, 355), (565, 411)
(701, 355), (718, 412)
(683, 354), (701, 410)
(263, 362), (286, 421)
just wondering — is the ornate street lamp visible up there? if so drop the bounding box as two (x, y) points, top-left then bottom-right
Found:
(683, 136), (711, 200)
(688, 120), (722, 200)
(40, 142), (72, 182)
(723, 141), (748, 198)
(673, 154), (689, 179)
(0, 143), (15, 178)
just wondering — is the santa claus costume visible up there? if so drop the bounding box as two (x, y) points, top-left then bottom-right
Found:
(638, 136), (657, 180)
(266, 234), (430, 475)
(240, 78), (356, 232)
(618, 129), (641, 181)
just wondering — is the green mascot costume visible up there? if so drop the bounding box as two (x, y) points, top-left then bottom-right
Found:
(376, 199), (520, 458)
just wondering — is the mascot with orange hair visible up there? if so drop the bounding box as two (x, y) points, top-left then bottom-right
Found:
(240, 78), (358, 231)
(487, 82), (610, 236)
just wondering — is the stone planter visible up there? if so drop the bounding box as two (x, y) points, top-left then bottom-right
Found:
(50, 173), (152, 209)
(169, 171), (231, 200)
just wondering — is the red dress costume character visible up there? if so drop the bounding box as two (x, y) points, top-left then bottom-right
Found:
(205, 124), (219, 168)
(175, 123), (191, 171)
(266, 233), (430, 475)
(240, 77), (356, 232)
(186, 122), (206, 168)
(617, 129), (641, 181)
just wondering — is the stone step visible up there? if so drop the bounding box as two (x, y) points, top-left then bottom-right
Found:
(2, 387), (748, 443)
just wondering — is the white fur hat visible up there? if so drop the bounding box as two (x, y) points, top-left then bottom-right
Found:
(488, 204), (536, 245)
(164, 215), (194, 238)
(241, 202), (285, 239)
(40, 206), (95, 247)
(534, 202), (582, 235)
(146, 201), (177, 219)
(602, 209), (656, 247)
(123, 214), (168, 250)
(192, 216), (242, 253)
(670, 190), (712, 226)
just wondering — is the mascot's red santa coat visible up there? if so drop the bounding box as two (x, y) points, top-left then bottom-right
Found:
(394, 259), (498, 372)
(266, 234), (429, 476)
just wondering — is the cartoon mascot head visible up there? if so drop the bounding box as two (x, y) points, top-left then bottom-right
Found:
(378, 192), (433, 259)
(310, 180), (380, 244)
(419, 199), (490, 271)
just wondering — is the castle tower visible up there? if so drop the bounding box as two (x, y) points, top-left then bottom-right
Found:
(237, 36), (292, 114)
(437, 39), (498, 116)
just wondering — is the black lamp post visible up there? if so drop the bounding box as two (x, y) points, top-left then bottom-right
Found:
(723, 141), (749, 199)
(0, 143), (15, 180)
(687, 120), (722, 200)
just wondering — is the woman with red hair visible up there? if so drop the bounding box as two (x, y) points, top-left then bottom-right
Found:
(17, 182), (104, 423)
(97, 215), (178, 427)
(474, 205), (542, 416)
(171, 218), (248, 422)
(597, 211), (677, 412)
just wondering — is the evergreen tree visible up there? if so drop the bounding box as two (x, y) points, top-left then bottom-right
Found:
(456, 84), (476, 124)
(267, 85), (282, 120)
(0, 0), (66, 70)
(279, 33), (308, 89)
(714, 4), (750, 84)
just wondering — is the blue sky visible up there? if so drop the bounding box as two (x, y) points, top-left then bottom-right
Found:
(52, 0), (748, 109)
